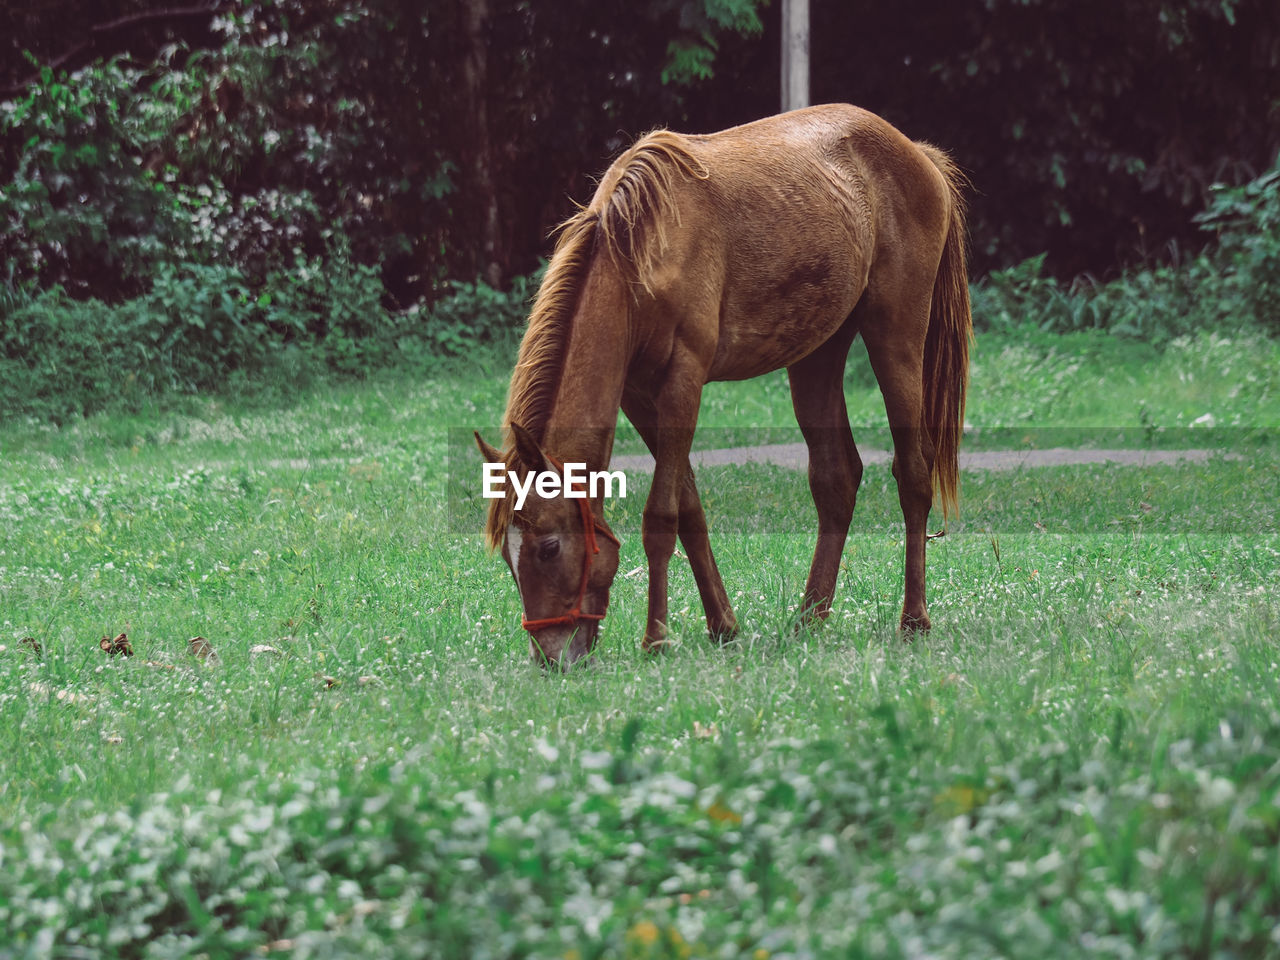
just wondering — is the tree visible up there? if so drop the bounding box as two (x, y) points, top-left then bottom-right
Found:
(4, 0), (1277, 296)
(801, 0), (1280, 274)
(1, 0), (767, 300)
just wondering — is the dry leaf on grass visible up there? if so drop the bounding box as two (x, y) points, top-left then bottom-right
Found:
(188, 636), (217, 661)
(99, 633), (132, 657)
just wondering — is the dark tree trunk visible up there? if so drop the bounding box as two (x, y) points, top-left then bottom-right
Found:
(459, 0), (504, 289)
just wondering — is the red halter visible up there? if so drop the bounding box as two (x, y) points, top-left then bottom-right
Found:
(519, 456), (620, 633)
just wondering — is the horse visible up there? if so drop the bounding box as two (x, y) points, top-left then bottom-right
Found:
(475, 103), (972, 666)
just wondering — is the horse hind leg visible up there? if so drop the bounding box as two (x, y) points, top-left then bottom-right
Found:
(787, 319), (863, 625)
(861, 305), (936, 634)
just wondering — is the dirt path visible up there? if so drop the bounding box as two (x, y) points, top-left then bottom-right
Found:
(611, 444), (1234, 473)
(248, 444), (1235, 474)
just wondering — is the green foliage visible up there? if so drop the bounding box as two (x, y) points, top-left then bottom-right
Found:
(4, 148), (1278, 425)
(1195, 154), (1280, 330)
(3, 702), (1278, 957)
(972, 154), (1280, 341)
(410, 271), (537, 357)
(0, 287), (151, 421)
(659, 0), (763, 85)
(0, 251), (374, 422)
(972, 254), (1215, 342)
(0, 59), (199, 297)
(0, 256), (535, 422)
(662, 39), (718, 85)
(808, 0), (1280, 274)
(2, 0), (1277, 283)
(0, 48), (361, 301)
(1, 0), (771, 296)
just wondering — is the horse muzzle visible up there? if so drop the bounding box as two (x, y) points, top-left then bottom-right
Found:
(528, 619), (600, 668)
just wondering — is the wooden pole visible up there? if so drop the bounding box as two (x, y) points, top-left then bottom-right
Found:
(781, 0), (809, 113)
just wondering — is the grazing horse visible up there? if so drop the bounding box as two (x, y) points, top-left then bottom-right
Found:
(475, 104), (972, 666)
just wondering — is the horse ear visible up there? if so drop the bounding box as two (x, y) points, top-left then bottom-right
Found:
(474, 431), (503, 463)
(509, 423), (551, 472)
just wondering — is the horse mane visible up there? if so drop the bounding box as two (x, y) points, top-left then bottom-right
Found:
(593, 130), (710, 295)
(484, 130), (709, 550)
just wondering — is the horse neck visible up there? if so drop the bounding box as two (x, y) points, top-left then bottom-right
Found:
(541, 259), (631, 472)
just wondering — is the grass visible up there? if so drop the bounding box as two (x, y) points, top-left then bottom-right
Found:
(626, 325), (1280, 454)
(1, 327), (1279, 958)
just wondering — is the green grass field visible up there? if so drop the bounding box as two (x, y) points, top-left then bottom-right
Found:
(1, 328), (1278, 958)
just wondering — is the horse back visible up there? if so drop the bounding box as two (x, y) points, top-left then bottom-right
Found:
(612, 105), (951, 383)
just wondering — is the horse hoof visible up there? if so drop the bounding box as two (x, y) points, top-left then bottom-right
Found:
(709, 622), (739, 645)
(642, 635), (670, 655)
(899, 613), (931, 637)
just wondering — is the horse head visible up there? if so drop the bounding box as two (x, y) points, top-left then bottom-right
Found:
(476, 425), (621, 668)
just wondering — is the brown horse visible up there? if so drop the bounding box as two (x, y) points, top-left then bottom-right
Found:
(475, 104), (971, 666)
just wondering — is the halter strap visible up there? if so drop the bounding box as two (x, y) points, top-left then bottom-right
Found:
(519, 455), (620, 633)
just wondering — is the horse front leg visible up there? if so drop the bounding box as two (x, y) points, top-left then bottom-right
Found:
(622, 394), (737, 644)
(637, 373), (705, 653)
(673, 465), (737, 642)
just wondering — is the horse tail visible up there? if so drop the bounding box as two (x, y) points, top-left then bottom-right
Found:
(917, 143), (973, 522)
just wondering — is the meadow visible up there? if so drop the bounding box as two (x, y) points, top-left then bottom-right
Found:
(1, 327), (1278, 959)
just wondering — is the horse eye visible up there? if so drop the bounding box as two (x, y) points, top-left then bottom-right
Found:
(537, 538), (561, 562)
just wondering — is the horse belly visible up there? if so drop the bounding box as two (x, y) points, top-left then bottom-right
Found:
(707, 268), (862, 382)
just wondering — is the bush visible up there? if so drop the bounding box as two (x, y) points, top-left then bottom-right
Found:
(0, 271), (286, 423)
(0, 258), (537, 422)
(0, 60), (198, 299)
(969, 254), (1213, 342)
(393, 271), (537, 362)
(254, 241), (391, 375)
(6, 147), (1276, 423)
(1194, 154), (1280, 331)
(0, 47), (395, 303)
(972, 153), (1280, 340)
(1, 287), (145, 421)
(0, 252), (384, 422)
